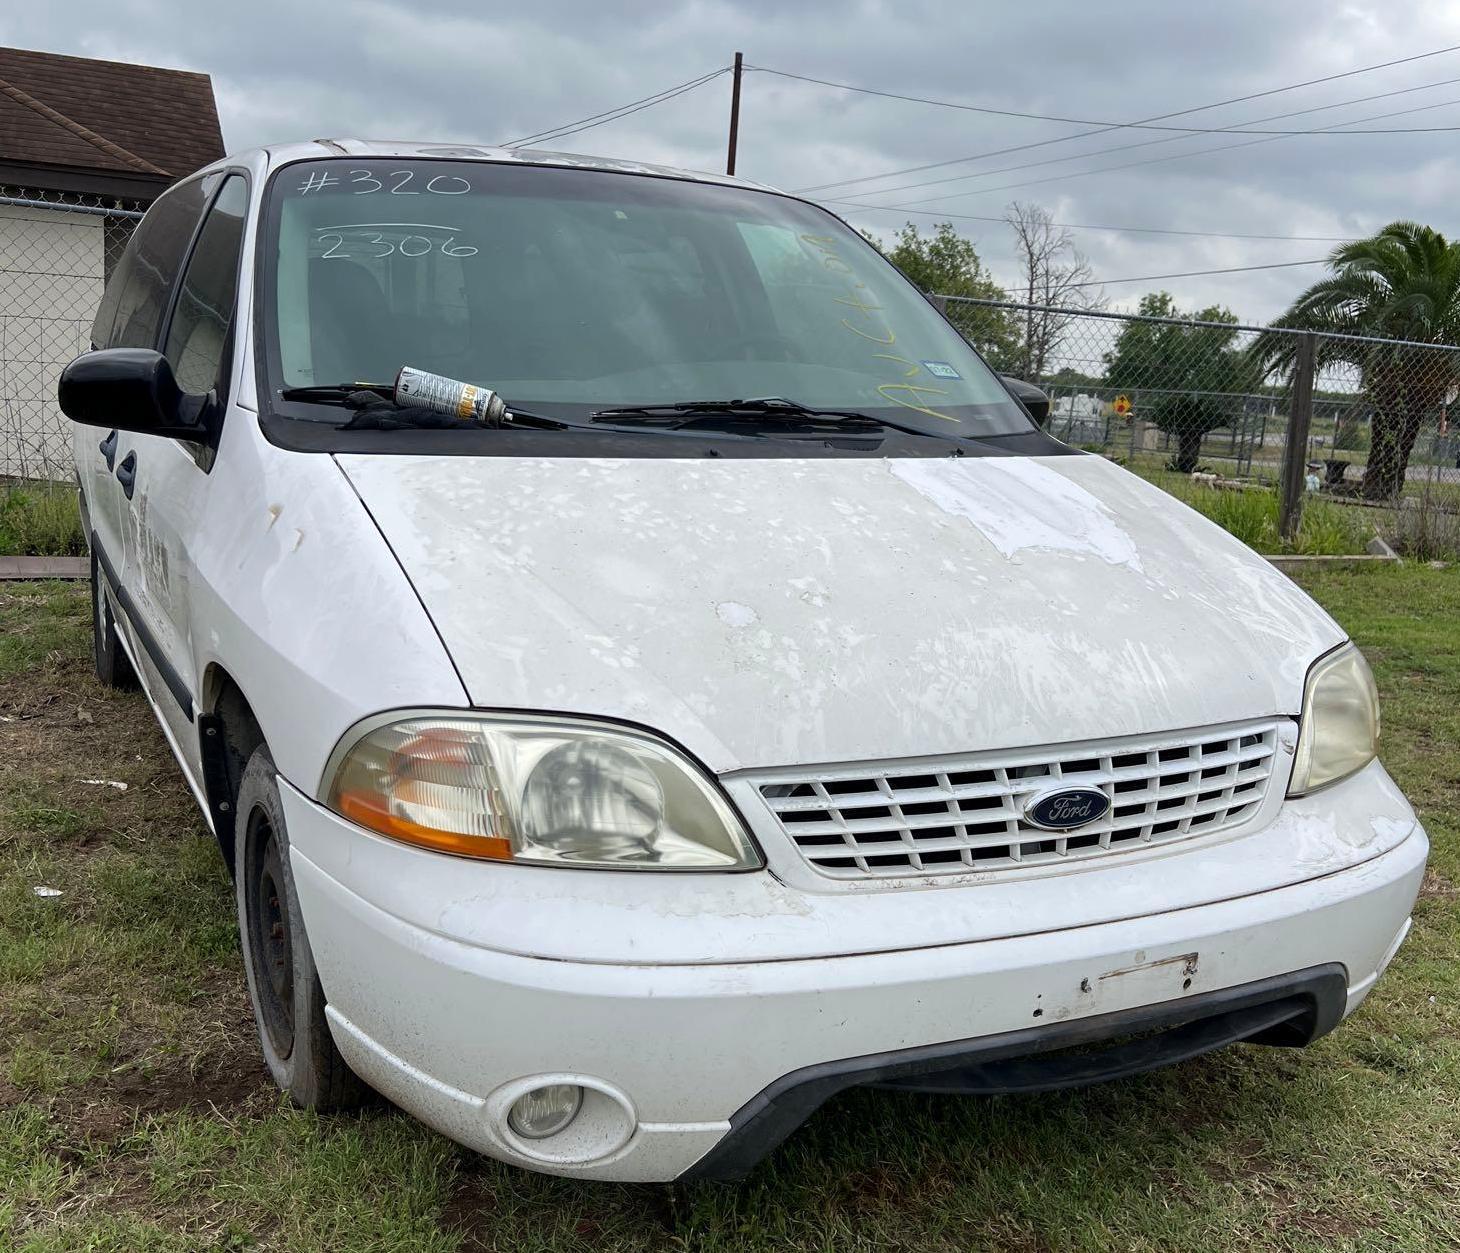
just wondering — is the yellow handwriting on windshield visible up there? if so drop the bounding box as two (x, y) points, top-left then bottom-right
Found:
(874, 353), (922, 378)
(878, 383), (954, 420)
(800, 234), (956, 422)
(840, 320), (895, 345)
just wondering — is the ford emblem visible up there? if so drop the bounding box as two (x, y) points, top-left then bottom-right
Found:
(1023, 785), (1110, 831)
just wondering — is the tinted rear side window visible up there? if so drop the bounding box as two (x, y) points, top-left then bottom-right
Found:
(104, 176), (213, 350)
(90, 247), (130, 348)
(164, 176), (248, 394)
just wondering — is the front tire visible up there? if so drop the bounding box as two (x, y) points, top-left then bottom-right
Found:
(90, 547), (137, 690)
(235, 745), (364, 1110)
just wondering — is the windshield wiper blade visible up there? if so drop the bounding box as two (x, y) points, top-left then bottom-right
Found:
(589, 396), (941, 440)
(279, 383), (566, 430)
(280, 382), (397, 403)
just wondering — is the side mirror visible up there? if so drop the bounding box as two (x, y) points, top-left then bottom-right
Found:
(57, 348), (209, 441)
(999, 375), (1051, 428)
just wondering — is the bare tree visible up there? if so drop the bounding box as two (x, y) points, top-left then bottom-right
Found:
(1004, 201), (1104, 379)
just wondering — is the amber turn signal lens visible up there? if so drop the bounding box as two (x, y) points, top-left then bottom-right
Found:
(327, 722), (516, 860)
(334, 790), (513, 860)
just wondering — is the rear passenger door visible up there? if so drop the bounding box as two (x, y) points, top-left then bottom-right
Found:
(123, 174), (249, 775)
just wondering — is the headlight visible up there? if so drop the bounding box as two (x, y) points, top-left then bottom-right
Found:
(322, 713), (761, 870)
(1288, 643), (1380, 796)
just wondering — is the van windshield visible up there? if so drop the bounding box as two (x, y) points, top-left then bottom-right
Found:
(262, 158), (1031, 437)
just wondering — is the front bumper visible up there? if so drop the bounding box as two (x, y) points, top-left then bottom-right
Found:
(686, 962), (1353, 1180)
(280, 770), (1426, 1182)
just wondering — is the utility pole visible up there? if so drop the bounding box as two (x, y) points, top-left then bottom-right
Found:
(726, 52), (743, 175)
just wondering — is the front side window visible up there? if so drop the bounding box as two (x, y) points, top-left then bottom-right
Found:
(104, 175), (214, 351)
(262, 160), (1031, 441)
(165, 176), (248, 394)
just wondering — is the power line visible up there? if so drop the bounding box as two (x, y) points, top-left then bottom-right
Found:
(881, 94), (1460, 208)
(820, 200), (1354, 243)
(1066, 258), (1329, 287)
(503, 67), (729, 147)
(506, 69), (728, 146)
(751, 62), (1460, 135)
(788, 43), (1460, 195)
(837, 74), (1460, 203)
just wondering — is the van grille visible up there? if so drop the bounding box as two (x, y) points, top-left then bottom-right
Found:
(754, 723), (1282, 880)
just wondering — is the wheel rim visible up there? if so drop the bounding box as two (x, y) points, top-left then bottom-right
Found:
(246, 809), (295, 1059)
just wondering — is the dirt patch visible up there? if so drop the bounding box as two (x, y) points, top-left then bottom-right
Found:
(20, 1029), (271, 1152)
(1418, 867), (1457, 900)
(437, 1163), (503, 1253)
(107, 1038), (269, 1120)
(0, 1073), (26, 1110)
(441, 1158), (682, 1252)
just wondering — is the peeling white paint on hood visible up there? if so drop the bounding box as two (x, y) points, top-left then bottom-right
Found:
(890, 457), (1144, 571)
(337, 451), (1345, 774)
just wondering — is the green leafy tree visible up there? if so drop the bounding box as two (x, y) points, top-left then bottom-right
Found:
(1046, 366), (1104, 390)
(1104, 292), (1256, 473)
(1252, 222), (1460, 499)
(864, 223), (1021, 371)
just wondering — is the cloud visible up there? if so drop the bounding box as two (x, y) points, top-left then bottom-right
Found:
(3, 0), (1457, 318)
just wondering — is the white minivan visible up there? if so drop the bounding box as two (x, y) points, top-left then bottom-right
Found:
(61, 140), (1426, 1182)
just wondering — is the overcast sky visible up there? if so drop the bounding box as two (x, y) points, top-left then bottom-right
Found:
(5, 0), (1459, 320)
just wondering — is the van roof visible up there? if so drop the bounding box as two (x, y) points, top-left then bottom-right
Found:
(235, 138), (777, 194)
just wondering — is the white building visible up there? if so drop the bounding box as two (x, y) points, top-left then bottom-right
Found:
(0, 46), (223, 480)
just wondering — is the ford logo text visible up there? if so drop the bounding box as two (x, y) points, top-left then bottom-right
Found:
(1023, 786), (1111, 832)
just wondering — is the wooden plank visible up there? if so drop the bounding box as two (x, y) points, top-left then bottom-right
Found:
(0, 555), (88, 580)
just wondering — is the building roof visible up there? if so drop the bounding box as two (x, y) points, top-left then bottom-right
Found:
(0, 46), (224, 197)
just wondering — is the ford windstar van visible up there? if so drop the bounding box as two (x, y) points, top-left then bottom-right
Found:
(60, 141), (1426, 1182)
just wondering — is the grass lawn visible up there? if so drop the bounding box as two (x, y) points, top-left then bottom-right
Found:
(2, 569), (1458, 1251)
(0, 485), (85, 559)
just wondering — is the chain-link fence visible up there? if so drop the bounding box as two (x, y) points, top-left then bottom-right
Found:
(940, 294), (1460, 549)
(0, 187), (143, 481)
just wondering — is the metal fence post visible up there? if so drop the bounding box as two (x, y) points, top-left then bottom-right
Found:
(1279, 331), (1316, 544)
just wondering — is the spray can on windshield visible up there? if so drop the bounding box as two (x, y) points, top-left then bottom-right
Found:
(394, 366), (509, 426)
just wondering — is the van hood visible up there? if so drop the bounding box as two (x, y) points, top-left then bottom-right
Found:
(338, 451), (1344, 774)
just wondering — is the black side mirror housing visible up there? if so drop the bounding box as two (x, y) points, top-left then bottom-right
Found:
(999, 375), (1051, 428)
(57, 348), (210, 441)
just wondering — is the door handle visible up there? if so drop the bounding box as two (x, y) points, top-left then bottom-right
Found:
(99, 429), (118, 470)
(115, 451), (137, 500)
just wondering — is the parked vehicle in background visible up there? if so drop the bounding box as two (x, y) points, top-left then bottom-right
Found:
(60, 141), (1426, 1181)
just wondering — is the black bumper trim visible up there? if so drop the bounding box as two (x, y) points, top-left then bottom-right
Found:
(681, 964), (1348, 1182)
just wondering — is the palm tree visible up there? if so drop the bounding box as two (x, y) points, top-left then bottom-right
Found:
(1252, 222), (1460, 499)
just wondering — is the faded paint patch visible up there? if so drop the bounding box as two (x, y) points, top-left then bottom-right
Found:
(716, 601), (759, 628)
(889, 457), (1144, 572)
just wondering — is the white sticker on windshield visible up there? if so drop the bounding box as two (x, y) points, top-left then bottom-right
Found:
(921, 360), (961, 380)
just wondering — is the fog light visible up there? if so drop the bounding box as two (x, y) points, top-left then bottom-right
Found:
(507, 1084), (584, 1139)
